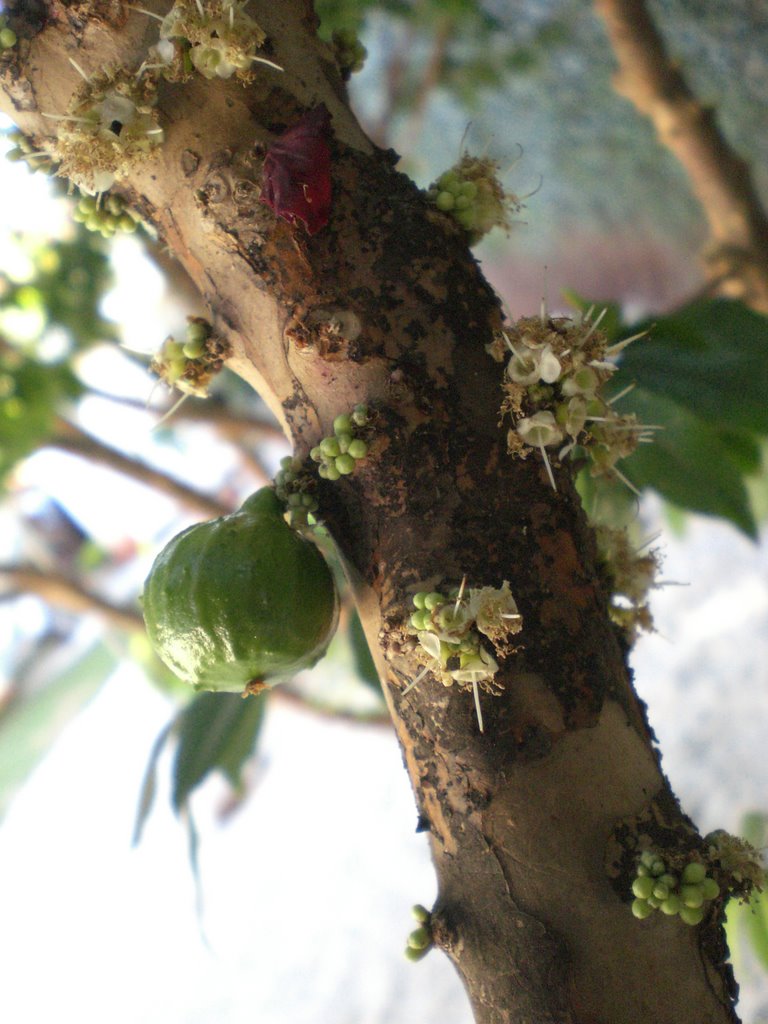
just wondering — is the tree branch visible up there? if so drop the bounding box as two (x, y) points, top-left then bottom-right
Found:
(594, 0), (768, 313)
(49, 417), (232, 518)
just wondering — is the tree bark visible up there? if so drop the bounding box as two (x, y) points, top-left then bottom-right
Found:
(1, 3), (741, 1022)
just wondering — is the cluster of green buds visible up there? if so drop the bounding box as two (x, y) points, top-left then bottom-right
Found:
(331, 28), (367, 76)
(405, 904), (433, 963)
(48, 64), (163, 194)
(151, 318), (231, 397)
(0, 14), (17, 51)
(5, 130), (55, 176)
(310, 405), (371, 481)
(595, 526), (659, 641)
(427, 154), (522, 245)
(490, 306), (655, 493)
(405, 580), (522, 732)
(631, 851), (720, 926)
(72, 192), (141, 238)
(154, 0), (281, 82)
(274, 455), (320, 529)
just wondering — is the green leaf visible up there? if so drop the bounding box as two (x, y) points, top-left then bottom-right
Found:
(131, 721), (174, 846)
(348, 611), (381, 692)
(0, 642), (116, 820)
(171, 690), (267, 812)
(620, 387), (757, 537)
(620, 300), (768, 436)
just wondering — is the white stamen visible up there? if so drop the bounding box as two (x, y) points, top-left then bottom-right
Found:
(607, 382), (636, 405)
(580, 306), (607, 345)
(125, 4), (165, 20)
(252, 56), (284, 72)
(539, 443), (557, 492)
(152, 391), (190, 430)
(606, 329), (647, 356)
(402, 663), (431, 697)
(611, 465), (640, 496)
(69, 57), (90, 82)
(195, 0), (205, 17)
(473, 681), (484, 733)
(454, 575), (467, 615)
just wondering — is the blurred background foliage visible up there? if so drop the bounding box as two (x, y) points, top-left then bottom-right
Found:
(1, 0), (768, 962)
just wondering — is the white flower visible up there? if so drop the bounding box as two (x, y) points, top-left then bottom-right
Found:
(516, 410), (564, 447)
(469, 582), (522, 642)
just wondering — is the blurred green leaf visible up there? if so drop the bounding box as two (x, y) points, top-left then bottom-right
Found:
(725, 814), (768, 974)
(0, 641), (117, 820)
(620, 300), (768, 436)
(348, 611), (381, 693)
(131, 720), (173, 846)
(621, 387), (757, 537)
(171, 690), (267, 812)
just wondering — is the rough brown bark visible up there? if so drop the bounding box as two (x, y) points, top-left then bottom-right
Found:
(0, 3), (741, 1022)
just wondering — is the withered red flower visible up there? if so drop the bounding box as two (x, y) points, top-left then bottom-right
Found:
(260, 104), (332, 235)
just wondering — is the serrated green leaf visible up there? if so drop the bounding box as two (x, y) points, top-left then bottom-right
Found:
(620, 387), (757, 537)
(171, 690), (267, 812)
(620, 300), (768, 436)
(0, 642), (116, 820)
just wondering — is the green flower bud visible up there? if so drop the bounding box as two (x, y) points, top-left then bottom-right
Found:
(631, 898), (653, 920)
(660, 894), (682, 915)
(646, 896), (662, 909)
(333, 413), (352, 435)
(182, 338), (206, 359)
(309, 446), (323, 463)
(424, 592), (445, 611)
(0, 27), (18, 48)
(185, 320), (210, 345)
(119, 214), (138, 233)
(336, 432), (353, 454)
(652, 882), (670, 901)
(651, 860), (666, 877)
(407, 926), (431, 950)
(324, 462), (341, 482)
(413, 592), (428, 609)
(335, 453), (356, 475)
(659, 873), (678, 889)
(320, 436), (341, 459)
(679, 905), (705, 926)
(681, 862), (707, 885)
(352, 404), (369, 425)
(636, 864), (650, 877)
(631, 877), (654, 900)
(348, 439), (368, 460)
(410, 610), (429, 631)
(701, 877), (720, 901)
(435, 191), (455, 212)
(411, 904), (430, 923)
(680, 885), (704, 909)
(404, 944), (429, 962)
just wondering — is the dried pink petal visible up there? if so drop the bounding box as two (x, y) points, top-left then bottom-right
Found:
(260, 104), (332, 235)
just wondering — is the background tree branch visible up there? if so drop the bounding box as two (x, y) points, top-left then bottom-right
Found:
(594, 0), (768, 313)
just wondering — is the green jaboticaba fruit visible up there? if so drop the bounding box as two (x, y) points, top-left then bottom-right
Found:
(142, 488), (339, 692)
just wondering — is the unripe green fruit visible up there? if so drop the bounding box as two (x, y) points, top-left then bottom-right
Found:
(142, 488), (339, 692)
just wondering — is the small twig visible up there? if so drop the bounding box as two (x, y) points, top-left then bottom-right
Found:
(594, 0), (768, 313)
(49, 417), (231, 518)
(0, 564), (144, 633)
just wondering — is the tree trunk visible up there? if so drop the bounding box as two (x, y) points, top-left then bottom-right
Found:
(1, 3), (741, 1021)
